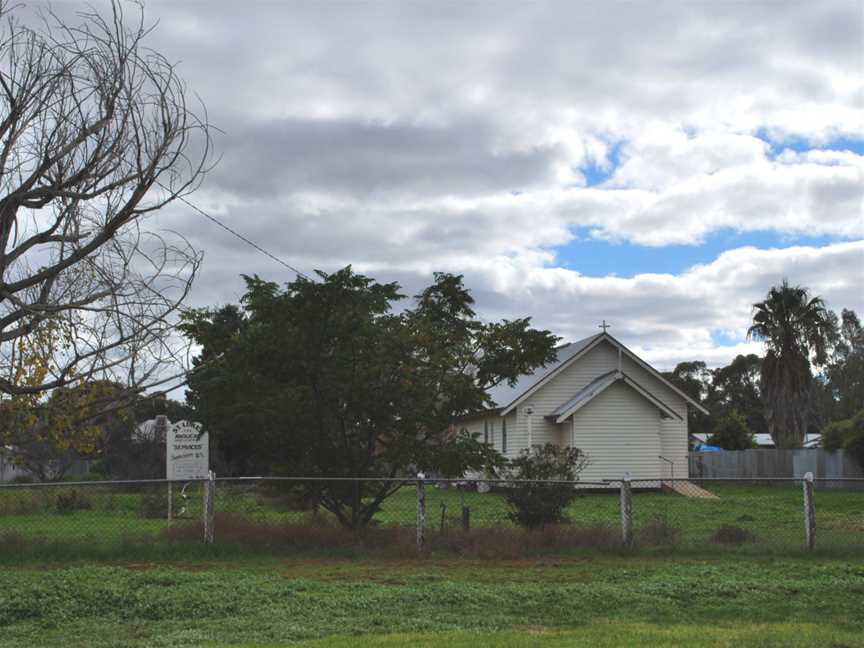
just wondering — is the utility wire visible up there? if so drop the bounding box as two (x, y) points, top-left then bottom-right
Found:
(78, 188), (314, 408)
(168, 189), (312, 280)
(3, 191), (310, 421)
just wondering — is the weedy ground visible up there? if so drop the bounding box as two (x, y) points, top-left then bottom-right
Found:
(1, 482), (862, 554)
(0, 555), (863, 647)
(1, 482), (862, 647)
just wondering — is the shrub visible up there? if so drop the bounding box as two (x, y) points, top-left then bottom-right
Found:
(711, 523), (754, 545)
(822, 417), (855, 451)
(822, 410), (864, 468)
(504, 444), (587, 529)
(55, 489), (92, 513)
(707, 410), (755, 450)
(844, 429), (864, 469)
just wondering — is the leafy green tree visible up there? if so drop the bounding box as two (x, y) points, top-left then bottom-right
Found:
(182, 267), (557, 528)
(747, 281), (836, 448)
(0, 380), (135, 481)
(707, 410), (755, 450)
(824, 310), (864, 423)
(821, 410), (864, 469)
(665, 356), (767, 445)
(711, 354), (766, 436)
(663, 361), (715, 439)
(504, 444), (588, 529)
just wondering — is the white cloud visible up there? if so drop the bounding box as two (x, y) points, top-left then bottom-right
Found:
(28, 0), (861, 371)
(452, 241), (864, 370)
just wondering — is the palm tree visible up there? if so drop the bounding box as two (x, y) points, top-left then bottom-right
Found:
(747, 281), (836, 448)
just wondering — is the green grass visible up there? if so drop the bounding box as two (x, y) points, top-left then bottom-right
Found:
(389, 482), (864, 549)
(0, 556), (862, 647)
(1, 483), (859, 647)
(281, 624), (864, 648)
(0, 482), (862, 556)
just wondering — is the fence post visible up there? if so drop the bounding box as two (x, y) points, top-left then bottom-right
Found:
(203, 470), (215, 544)
(460, 491), (470, 531)
(416, 472), (426, 550)
(620, 472), (633, 548)
(352, 478), (361, 528)
(803, 471), (815, 551)
(155, 415), (171, 520)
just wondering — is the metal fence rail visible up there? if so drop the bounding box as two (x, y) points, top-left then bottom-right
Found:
(0, 474), (862, 555)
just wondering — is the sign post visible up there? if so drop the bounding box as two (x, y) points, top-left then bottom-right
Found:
(166, 420), (209, 481)
(166, 420), (210, 540)
(154, 416), (171, 520)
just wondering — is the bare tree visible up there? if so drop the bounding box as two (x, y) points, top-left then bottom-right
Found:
(0, 1), (212, 399)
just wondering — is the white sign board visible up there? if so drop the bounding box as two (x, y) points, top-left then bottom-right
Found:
(166, 420), (209, 480)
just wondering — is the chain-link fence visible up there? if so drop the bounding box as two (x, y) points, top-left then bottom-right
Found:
(0, 479), (208, 550)
(1, 475), (862, 556)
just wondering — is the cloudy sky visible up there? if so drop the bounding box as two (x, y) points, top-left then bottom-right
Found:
(94, 1), (864, 368)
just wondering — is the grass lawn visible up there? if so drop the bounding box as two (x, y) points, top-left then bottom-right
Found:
(0, 556), (862, 647)
(0, 481), (862, 554)
(283, 625), (864, 648)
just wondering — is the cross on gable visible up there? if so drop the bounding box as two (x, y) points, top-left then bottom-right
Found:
(599, 320), (611, 333)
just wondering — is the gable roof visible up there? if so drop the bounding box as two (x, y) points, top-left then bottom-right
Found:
(604, 333), (710, 415)
(548, 370), (684, 424)
(485, 332), (709, 416)
(485, 333), (603, 410)
(548, 370), (618, 418)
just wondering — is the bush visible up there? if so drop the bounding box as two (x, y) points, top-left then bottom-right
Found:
(711, 523), (754, 545)
(503, 444), (587, 529)
(55, 489), (92, 513)
(822, 410), (864, 468)
(707, 410), (755, 450)
(844, 428), (864, 469)
(822, 417), (855, 451)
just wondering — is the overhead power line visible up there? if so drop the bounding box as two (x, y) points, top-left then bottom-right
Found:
(170, 190), (312, 280)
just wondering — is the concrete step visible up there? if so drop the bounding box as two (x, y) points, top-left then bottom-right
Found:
(662, 480), (719, 499)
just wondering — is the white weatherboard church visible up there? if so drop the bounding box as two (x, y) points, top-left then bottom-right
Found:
(460, 330), (708, 483)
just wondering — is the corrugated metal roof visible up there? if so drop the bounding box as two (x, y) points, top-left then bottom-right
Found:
(691, 433), (822, 448)
(484, 332), (603, 408)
